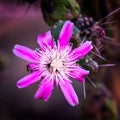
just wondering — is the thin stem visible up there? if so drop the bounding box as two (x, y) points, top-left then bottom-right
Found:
(98, 7), (120, 24)
(99, 64), (116, 67)
(83, 82), (86, 99)
(91, 51), (106, 61)
(104, 36), (120, 45)
(98, 45), (104, 52)
(87, 76), (96, 88)
(99, 21), (118, 26)
(93, 43), (101, 55)
(81, 34), (87, 44)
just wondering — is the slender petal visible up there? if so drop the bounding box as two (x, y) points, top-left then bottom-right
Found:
(71, 41), (93, 61)
(59, 80), (79, 106)
(37, 31), (54, 50)
(13, 44), (36, 62)
(59, 21), (74, 47)
(17, 71), (41, 88)
(68, 66), (89, 82)
(34, 79), (53, 101)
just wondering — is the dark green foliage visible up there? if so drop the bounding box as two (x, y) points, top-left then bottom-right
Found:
(78, 55), (99, 72)
(50, 20), (82, 48)
(41, 0), (80, 25)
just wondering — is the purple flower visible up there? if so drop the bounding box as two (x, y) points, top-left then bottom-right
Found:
(13, 21), (93, 106)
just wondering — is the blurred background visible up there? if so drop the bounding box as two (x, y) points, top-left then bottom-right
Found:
(0, 0), (120, 120)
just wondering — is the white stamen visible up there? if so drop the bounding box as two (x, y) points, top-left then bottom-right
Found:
(36, 44), (73, 83)
(50, 58), (63, 73)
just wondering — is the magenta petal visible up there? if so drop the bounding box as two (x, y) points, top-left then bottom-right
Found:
(72, 41), (93, 61)
(59, 81), (79, 106)
(68, 66), (89, 82)
(59, 21), (74, 47)
(37, 31), (54, 50)
(34, 79), (53, 101)
(13, 44), (36, 62)
(17, 71), (40, 88)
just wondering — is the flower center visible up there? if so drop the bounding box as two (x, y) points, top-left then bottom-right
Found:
(50, 58), (63, 73)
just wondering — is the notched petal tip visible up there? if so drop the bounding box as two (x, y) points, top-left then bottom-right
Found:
(69, 66), (89, 83)
(85, 41), (93, 49)
(16, 72), (40, 89)
(59, 81), (79, 106)
(17, 82), (24, 89)
(37, 31), (53, 50)
(12, 44), (35, 62)
(71, 40), (93, 60)
(12, 44), (20, 55)
(34, 79), (53, 102)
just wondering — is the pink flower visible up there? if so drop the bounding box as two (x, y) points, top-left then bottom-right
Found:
(13, 21), (93, 106)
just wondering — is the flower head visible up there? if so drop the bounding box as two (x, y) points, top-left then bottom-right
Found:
(13, 21), (93, 106)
